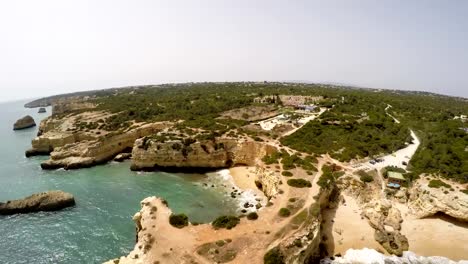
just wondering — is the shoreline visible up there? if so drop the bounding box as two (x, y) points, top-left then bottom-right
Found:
(323, 193), (468, 261)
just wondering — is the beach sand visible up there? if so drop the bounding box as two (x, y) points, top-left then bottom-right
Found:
(397, 204), (468, 261)
(325, 196), (468, 261)
(229, 166), (260, 191)
(323, 194), (386, 256)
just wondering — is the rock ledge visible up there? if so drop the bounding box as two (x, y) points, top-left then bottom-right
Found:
(0, 190), (75, 215)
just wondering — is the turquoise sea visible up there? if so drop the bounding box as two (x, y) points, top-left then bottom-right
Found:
(0, 100), (238, 264)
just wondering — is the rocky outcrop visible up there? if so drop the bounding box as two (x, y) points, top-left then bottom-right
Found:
(38, 107), (46, 113)
(114, 153), (132, 162)
(52, 101), (95, 116)
(40, 123), (167, 170)
(267, 185), (339, 263)
(254, 166), (280, 198)
(131, 137), (277, 171)
(407, 181), (468, 222)
(362, 199), (408, 256)
(13, 115), (36, 130)
(0, 190), (75, 215)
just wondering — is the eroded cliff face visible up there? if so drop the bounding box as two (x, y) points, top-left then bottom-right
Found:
(105, 176), (336, 264)
(131, 137), (277, 171)
(270, 186), (338, 264)
(40, 123), (168, 170)
(336, 175), (409, 256)
(408, 181), (468, 222)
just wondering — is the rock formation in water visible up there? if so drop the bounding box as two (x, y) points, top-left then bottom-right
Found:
(0, 190), (75, 215)
(13, 115), (36, 130)
(407, 180), (468, 222)
(38, 107), (46, 113)
(114, 153), (132, 162)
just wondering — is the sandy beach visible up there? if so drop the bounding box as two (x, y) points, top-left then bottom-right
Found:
(323, 194), (386, 256)
(397, 204), (468, 261)
(324, 195), (468, 261)
(229, 166), (261, 192)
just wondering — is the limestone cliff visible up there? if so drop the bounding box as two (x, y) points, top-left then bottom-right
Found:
(269, 186), (338, 263)
(40, 123), (167, 170)
(408, 180), (468, 222)
(131, 137), (277, 171)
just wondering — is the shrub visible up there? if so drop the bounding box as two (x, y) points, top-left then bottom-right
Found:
(428, 179), (451, 189)
(212, 215), (240, 230)
(281, 171), (293, 177)
(287, 179), (312, 188)
(278, 208), (291, 217)
(169, 213), (189, 228)
(359, 173), (374, 183)
(264, 247), (285, 264)
(247, 212), (258, 220)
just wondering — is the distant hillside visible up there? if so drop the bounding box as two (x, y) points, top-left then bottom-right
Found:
(25, 82), (466, 109)
(24, 86), (153, 108)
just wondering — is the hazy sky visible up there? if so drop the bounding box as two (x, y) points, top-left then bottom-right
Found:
(1, 0), (467, 102)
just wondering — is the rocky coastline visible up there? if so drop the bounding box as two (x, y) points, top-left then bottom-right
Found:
(20, 98), (467, 263)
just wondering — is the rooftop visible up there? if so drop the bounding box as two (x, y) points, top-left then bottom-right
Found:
(388, 171), (405, 181)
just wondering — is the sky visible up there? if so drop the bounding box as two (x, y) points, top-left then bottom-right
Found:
(0, 0), (467, 102)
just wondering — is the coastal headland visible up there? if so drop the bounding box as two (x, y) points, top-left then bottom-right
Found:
(22, 82), (468, 263)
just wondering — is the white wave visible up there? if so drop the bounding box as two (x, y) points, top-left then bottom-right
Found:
(209, 169), (266, 213)
(321, 248), (467, 264)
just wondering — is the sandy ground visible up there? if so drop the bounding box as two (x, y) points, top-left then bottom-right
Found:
(322, 194), (386, 256)
(396, 203), (468, 261)
(229, 166), (259, 191)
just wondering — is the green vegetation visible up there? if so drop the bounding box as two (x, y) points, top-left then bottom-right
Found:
(281, 96), (411, 162)
(39, 82), (466, 183)
(169, 213), (189, 228)
(281, 171), (293, 177)
(287, 179), (312, 188)
(264, 247), (285, 264)
(247, 212), (258, 220)
(212, 215), (240, 230)
(317, 164), (344, 188)
(428, 179), (451, 189)
(262, 151), (282, 165)
(357, 170), (374, 183)
(278, 208), (291, 217)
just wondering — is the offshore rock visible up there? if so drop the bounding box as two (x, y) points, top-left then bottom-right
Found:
(114, 153), (132, 162)
(13, 115), (36, 130)
(0, 190), (75, 215)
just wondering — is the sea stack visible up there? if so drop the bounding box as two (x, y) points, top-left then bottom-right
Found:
(13, 115), (36, 130)
(0, 190), (75, 215)
(38, 107), (46, 113)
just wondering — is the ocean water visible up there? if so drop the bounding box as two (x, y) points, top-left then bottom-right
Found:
(0, 100), (239, 264)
